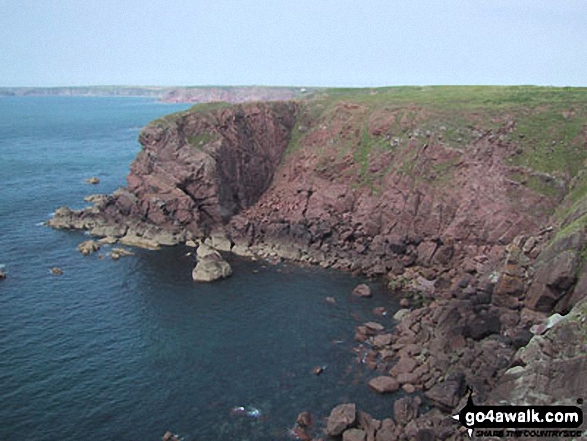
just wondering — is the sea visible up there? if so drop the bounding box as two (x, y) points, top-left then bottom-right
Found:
(0, 96), (401, 441)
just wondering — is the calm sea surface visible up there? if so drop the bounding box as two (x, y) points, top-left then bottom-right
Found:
(0, 97), (400, 441)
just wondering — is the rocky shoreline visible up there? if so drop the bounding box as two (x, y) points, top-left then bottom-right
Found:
(48, 88), (587, 440)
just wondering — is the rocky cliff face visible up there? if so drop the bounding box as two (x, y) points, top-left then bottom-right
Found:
(49, 101), (297, 244)
(49, 87), (587, 438)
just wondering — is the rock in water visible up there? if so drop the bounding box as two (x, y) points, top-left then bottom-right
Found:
(50, 267), (63, 275)
(85, 176), (100, 184)
(191, 244), (232, 282)
(352, 284), (372, 297)
(0, 269), (6, 280)
(77, 240), (100, 256)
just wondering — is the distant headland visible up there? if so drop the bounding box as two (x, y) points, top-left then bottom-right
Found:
(0, 85), (316, 103)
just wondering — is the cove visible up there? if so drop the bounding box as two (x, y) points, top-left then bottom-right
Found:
(2, 233), (401, 441)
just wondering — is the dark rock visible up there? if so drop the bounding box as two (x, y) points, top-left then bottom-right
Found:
(296, 411), (313, 428)
(510, 328), (534, 349)
(312, 366), (324, 375)
(0, 270), (5, 280)
(292, 425), (312, 441)
(326, 403), (356, 436)
(415, 428), (436, 441)
(464, 310), (501, 340)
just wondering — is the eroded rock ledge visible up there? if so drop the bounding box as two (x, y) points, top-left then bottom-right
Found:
(49, 88), (587, 439)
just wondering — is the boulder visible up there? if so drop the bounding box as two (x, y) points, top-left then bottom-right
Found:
(343, 428), (366, 441)
(368, 376), (400, 393)
(352, 284), (372, 297)
(192, 247), (232, 282)
(326, 403), (356, 436)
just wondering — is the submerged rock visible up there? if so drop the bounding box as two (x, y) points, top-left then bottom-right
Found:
(352, 284), (372, 298)
(50, 267), (63, 275)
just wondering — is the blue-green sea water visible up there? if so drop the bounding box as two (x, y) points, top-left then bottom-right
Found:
(0, 97), (400, 441)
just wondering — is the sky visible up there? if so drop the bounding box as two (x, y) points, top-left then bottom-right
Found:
(0, 0), (586, 87)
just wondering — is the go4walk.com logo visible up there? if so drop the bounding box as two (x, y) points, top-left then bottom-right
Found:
(452, 393), (584, 438)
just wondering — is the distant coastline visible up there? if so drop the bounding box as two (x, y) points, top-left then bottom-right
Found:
(0, 85), (315, 104)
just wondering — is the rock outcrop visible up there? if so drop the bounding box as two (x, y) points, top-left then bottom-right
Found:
(46, 87), (587, 437)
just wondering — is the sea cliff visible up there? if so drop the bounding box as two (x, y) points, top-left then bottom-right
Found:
(49, 86), (587, 439)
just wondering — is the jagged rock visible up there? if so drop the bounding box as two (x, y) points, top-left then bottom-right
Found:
(368, 376), (399, 393)
(326, 403), (356, 437)
(77, 240), (100, 256)
(492, 299), (587, 406)
(352, 284), (372, 297)
(192, 246), (232, 282)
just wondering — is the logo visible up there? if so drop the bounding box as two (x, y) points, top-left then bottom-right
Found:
(452, 391), (583, 438)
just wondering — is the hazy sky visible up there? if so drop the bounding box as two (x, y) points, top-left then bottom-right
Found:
(1, 0), (586, 87)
